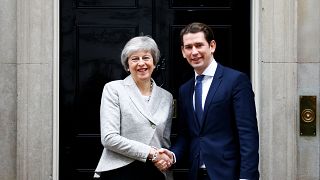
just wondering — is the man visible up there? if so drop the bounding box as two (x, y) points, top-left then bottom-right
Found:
(158, 22), (259, 180)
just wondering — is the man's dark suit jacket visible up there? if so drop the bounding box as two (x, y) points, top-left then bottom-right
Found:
(172, 64), (259, 180)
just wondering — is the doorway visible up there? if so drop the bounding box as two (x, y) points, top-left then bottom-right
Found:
(59, 0), (250, 179)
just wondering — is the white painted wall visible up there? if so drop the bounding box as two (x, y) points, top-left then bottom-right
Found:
(297, 0), (320, 179)
(0, 0), (17, 179)
(16, 0), (54, 179)
(259, 0), (298, 178)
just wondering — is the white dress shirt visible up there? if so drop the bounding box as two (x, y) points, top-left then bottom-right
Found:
(193, 58), (217, 112)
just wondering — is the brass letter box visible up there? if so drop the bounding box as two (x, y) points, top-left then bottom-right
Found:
(300, 96), (316, 136)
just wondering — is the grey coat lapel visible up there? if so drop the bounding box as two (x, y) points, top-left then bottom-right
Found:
(123, 75), (158, 125)
(148, 83), (161, 117)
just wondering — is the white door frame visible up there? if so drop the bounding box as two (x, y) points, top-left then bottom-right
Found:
(53, 0), (60, 179)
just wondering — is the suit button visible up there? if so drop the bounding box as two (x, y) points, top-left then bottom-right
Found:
(151, 125), (156, 129)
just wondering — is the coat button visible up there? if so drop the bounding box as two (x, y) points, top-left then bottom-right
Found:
(151, 125), (156, 129)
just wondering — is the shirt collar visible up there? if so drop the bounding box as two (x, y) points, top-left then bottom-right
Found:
(194, 58), (217, 78)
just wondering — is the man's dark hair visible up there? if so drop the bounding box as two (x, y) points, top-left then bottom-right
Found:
(180, 22), (214, 45)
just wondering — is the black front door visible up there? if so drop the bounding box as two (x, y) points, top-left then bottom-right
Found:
(60, 0), (250, 179)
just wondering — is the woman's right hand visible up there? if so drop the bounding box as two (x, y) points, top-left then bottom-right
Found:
(153, 148), (174, 172)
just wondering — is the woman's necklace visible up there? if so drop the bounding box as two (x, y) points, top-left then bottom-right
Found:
(145, 80), (153, 102)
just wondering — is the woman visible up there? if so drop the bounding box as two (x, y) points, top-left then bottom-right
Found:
(94, 36), (173, 180)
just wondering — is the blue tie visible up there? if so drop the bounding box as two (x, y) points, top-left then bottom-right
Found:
(195, 75), (205, 167)
(195, 75), (205, 124)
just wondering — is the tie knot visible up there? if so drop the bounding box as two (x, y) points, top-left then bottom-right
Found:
(196, 75), (205, 82)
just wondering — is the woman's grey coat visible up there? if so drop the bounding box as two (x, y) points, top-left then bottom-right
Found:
(95, 75), (173, 175)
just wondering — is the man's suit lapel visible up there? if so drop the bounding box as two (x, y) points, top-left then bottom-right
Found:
(124, 75), (157, 125)
(200, 64), (223, 129)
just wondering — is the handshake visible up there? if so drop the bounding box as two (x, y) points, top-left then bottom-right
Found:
(149, 148), (175, 172)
